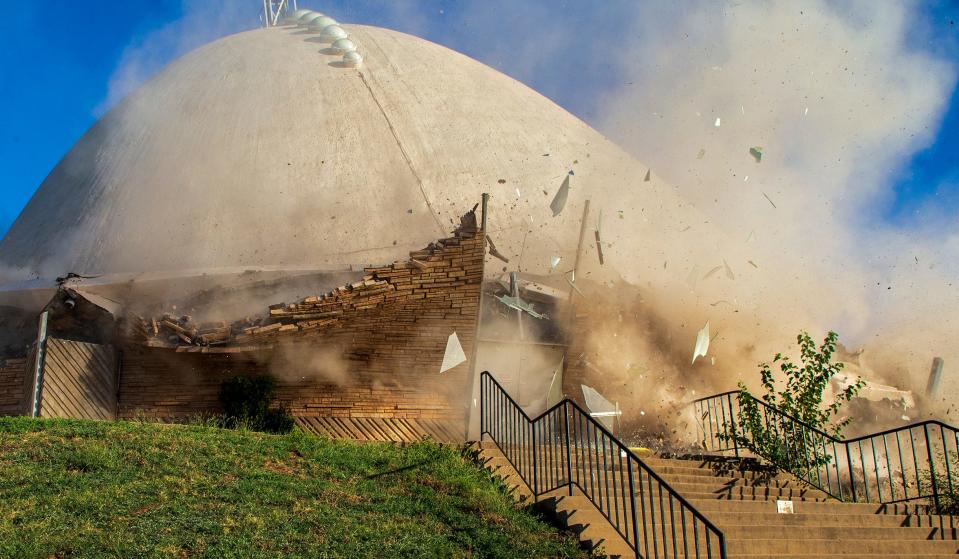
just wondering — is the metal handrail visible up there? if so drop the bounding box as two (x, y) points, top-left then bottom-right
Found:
(481, 371), (727, 559)
(693, 390), (959, 509)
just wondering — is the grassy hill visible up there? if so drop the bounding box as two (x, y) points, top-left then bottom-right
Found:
(0, 417), (587, 559)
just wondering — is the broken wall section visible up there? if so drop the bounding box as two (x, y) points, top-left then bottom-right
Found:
(118, 212), (486, 427)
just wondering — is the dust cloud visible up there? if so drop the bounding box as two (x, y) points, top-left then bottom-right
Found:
(579, 1), (959, 424)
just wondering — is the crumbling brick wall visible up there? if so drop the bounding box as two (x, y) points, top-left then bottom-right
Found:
(117, 220), (484, 423)
(0, 358), (29, 416)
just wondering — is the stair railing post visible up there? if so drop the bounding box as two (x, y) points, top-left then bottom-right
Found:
(727, 393), (739, 458)
(563, 401), (574, 496)
(532, 418), (539, 499)
(627, 455), (641, 559)
(479, 373), (485, 442)
(924, 423), (940, 510)
(845, 443), (858, 501)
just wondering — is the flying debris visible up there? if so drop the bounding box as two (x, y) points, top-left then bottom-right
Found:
(762, 192), (777, 208)
(594, 211), (605, 265)
(691, 322), (710, 364)
(723, 259), (735, 280)
(748, 260), (759, 268)
(702, 266), (722, 280)
(546, 360), (564, 408)
(550, 172), (572, 216)
(440, 331), (467, 373)
(644, 169), (651, 182)
(581, 384), (620, 431)
(496, 293), (548, 320)
(750, 146), (763, 163)
(485, 235), (509, 263)
(565, 271), (583, 295)
(549, 256), (561, 271)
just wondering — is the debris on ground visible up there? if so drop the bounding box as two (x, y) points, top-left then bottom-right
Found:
(549, 256), (561, 271)
(644, 169), (651, 182)
(750, 146), (763, 162)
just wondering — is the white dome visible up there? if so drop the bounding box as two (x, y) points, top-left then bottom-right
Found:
(0, 25), (725, 285)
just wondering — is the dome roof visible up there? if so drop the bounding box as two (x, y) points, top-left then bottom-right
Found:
(0, 25), (725, 285)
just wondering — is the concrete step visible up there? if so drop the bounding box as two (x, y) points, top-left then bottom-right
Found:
(679, 491), (834, 502)
(660, 482), (830, 500)
(476, 447), (634, 557)
(686, 498), (938, 515)
(724, 537), (959, 555)
(698, 511), (959, 529)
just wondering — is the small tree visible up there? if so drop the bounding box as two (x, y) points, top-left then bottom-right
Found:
(219, 375), (294, 434)
(724, 331), (864, 473)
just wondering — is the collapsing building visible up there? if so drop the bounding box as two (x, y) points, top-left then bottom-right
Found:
(0, 16), (728, 440)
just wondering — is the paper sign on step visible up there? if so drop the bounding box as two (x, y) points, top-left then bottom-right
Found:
(776, 500), (794, 514)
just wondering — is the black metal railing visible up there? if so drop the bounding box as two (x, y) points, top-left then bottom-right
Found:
(694, 390), (959, 508)
(480, 372), (727, 559)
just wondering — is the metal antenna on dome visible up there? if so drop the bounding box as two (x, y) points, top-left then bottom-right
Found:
(262, 0), (296, 27)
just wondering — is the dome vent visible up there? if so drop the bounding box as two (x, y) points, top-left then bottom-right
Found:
(319, 24), (348, 43)
(307, 16), (338, 32)
(330, 38), (357, 54)
(287, 9), (314, 23)
(342, 51), (363, 68)
(297, 12), (324, 26)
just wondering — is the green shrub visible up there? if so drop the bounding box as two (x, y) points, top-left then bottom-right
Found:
(724, 331), (864, 474)
(219, 375), (294, 434)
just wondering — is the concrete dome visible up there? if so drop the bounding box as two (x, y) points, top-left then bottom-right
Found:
(0, 24), (725, 286)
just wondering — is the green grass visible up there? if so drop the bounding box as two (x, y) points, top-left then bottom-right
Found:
(0, 417), (588, 559)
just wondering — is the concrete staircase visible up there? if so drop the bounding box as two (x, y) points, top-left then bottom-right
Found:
(472, 441), (959, 558)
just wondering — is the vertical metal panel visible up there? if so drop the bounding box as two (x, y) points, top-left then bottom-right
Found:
(39, 338), (117, 420)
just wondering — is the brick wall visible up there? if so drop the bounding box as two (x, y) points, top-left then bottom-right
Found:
(118, 218), (485, 423)
(0, 357), (29, 416)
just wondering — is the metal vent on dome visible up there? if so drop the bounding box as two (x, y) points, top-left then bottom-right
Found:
(331, 38), (357, 54)
(342, 51), (363, 68)
(319, 24), (348, 43)
(298, 12), (324, 26)
(307, 16), (338, 32)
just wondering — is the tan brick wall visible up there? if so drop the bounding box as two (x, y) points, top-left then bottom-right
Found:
(118, 226), (485, 423)
(0, 358), (29, 416)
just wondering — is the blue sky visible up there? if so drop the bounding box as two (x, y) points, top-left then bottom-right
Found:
(0, 1), (956, 236)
